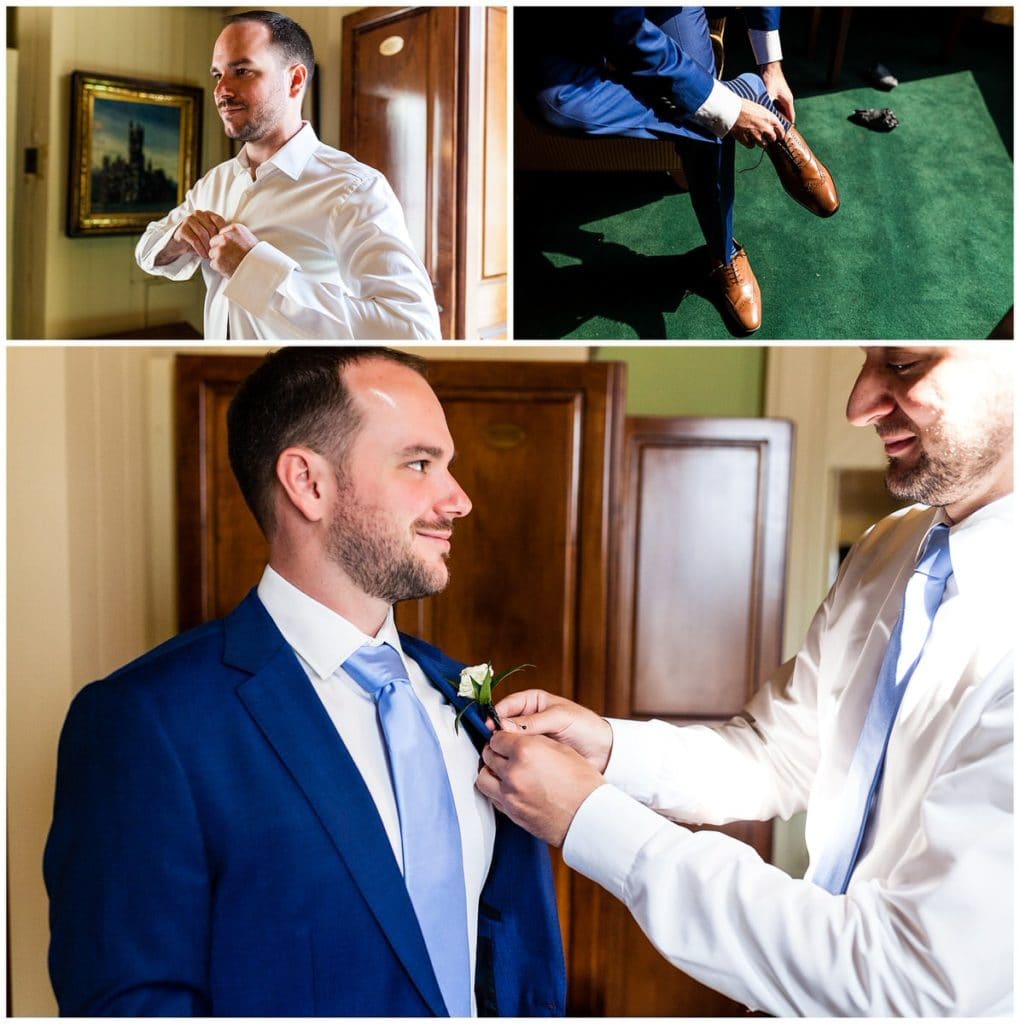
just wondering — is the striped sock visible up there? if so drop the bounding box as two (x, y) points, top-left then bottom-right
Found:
(722, 73), (792, 132)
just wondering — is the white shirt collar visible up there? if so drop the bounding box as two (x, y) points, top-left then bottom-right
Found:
(233, 121), (320, 182)
(256, 564), (404, 681)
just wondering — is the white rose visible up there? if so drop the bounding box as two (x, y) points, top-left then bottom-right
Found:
(458, 663), (491, 697)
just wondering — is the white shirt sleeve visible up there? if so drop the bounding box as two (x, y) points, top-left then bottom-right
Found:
(563, 658), (1013, 1016)
(221, 172), (441, 340)
(749, 29), (783, 66)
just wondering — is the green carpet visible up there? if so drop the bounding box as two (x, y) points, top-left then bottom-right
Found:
(515, 70), (1013, 340)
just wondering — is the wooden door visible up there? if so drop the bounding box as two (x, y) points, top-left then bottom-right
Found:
(341, 7), (507, 339)
(570, 416), (793, 1016)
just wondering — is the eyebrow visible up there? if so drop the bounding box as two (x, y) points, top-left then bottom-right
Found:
(210, 59), (256, 73)
(398, 445), (457, 464)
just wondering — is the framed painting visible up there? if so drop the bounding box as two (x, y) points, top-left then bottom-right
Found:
(67, 71), (203, 237)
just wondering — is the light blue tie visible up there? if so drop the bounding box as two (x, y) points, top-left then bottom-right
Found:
(344, 642), (472, 1016)
(812, 524), (954, 895)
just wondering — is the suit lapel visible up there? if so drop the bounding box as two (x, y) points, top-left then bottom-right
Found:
(224, 592), (448, 1016)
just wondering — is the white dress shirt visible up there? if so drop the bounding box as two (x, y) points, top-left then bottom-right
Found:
(257, 566), (495, 1012)
(135, 124), (441, 340)
(565, 495), (1014, 1015)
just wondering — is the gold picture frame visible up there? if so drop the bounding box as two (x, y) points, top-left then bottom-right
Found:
(67, 71), (203, 237)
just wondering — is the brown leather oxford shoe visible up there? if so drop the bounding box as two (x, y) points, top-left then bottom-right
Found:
(766, 125), (840, 218)
(708, 243), (762, 334)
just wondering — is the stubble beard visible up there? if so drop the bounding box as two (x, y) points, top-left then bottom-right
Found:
(885, 409), (1012, 508)
(327, 480), (453, 606)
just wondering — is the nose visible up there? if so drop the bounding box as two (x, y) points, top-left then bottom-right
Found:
(846, 361), (896, 427)
(214, 77), (231, 104)
(440, 472), (472, 520)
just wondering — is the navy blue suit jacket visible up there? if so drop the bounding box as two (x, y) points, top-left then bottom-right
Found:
(44, 590), (566, 1016)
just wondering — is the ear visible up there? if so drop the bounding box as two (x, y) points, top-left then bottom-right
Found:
(289, 61), (309, 101)
(275, 446), (331, 524)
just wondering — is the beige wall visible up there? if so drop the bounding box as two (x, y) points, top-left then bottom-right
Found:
(9, 6), (360, 340)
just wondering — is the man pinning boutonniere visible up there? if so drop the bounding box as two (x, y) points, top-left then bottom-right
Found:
(455, 662), (533, 733)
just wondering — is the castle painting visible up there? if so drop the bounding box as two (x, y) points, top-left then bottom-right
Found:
(90, 98), (181, 213)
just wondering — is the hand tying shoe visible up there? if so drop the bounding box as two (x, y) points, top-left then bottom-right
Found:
(766, 125), (840, 217)
(708, 243), (761, 335)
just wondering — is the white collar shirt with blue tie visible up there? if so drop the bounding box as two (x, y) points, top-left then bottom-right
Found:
(565, 494), (1014, 1016)
(257, 565), (495, 1015)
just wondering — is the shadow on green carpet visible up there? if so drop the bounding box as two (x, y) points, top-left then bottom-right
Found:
(515, 69), (1013, 340)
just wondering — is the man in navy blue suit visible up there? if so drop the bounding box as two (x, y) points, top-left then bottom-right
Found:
(44, 347), (565, 1016)
(519, 7), (840, 333)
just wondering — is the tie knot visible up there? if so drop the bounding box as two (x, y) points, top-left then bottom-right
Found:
(915, 523), (953, 583)
(343, 642), (410, 699)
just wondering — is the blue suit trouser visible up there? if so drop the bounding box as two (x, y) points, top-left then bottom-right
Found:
(534, 8), (788, 264)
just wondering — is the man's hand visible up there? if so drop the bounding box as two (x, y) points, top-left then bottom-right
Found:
(730, 98), (786, 149)
(209, 223), (259, 278)
(155, 210), (228, 265)
(476, 732), (605, 847)
(761, 61), (795, 124)
(491, 689), (613, 773)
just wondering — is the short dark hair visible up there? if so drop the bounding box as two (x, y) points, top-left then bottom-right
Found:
(227, 347), (428, 536)
(225, 10), (315, 84)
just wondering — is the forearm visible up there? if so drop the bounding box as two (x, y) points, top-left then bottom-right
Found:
(136, 205), (200, 280)
(605, 657), (819, 825)
(565, 774), (1011, 1016)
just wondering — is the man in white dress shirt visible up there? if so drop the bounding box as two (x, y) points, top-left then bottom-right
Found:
(477, 345), (1014, 1015)
(135, 11), (440, 340)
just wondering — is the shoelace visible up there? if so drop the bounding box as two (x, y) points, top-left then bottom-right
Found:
(714, 257), (744, 286)
(740, 124), (794, 175)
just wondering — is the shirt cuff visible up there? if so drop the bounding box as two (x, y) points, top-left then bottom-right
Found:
(604, 717), (659, 800)
(689, 79), (743, 138)
(563, 784), (684, 902)
(137, 235), (199, 281)
(222, 240), (299, 317)
(749, 29), (783, 66)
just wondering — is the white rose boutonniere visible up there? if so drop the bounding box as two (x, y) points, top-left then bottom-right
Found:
(453, 661), (532, 733)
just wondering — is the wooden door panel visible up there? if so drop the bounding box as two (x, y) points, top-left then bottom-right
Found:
(176, 355), (267, 630)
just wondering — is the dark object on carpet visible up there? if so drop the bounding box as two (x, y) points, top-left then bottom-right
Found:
(866, 61), (899, 90)
(849, 107), (899, 132)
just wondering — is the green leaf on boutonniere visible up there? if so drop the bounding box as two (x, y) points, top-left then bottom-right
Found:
(452, 661), (533, 733)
